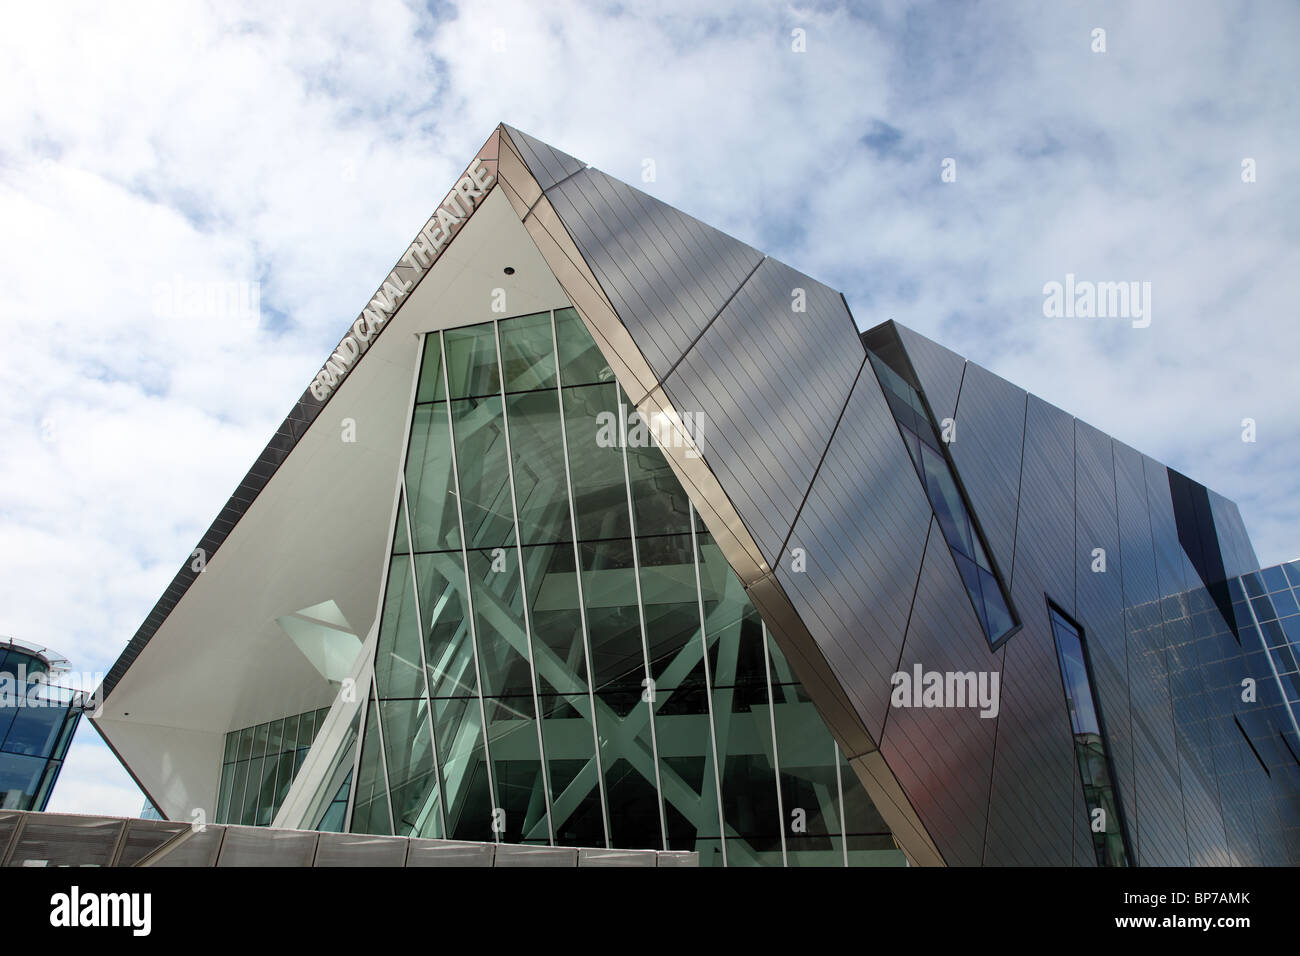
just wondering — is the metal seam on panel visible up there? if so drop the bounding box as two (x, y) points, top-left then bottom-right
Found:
(761, 621), (788, 867)
(548, 308), (612, 847)
(879, 517), (935, 743)
(493, 318), (557, 845)
(439, 331), (501, 842)
(1006, 394), (1031, 592)
(617, 382), (669, 851)
(1107, 438), (1139, 864)
(688, 501), (728, 867)
(655, 255), (767, 392)
(776, 354), (868, 566)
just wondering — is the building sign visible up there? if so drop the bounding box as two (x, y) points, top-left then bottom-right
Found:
(308, 154), (497, 402)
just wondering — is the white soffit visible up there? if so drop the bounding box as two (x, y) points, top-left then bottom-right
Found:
(96, 187), (570, 753)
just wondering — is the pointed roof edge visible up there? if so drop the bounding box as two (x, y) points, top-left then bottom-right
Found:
(95, 126), (504, 703)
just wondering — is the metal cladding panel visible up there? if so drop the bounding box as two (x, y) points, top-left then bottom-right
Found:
(984, 397), (1078, 866)
(543, 167), (765, 382)
(945, 362), (1027, 577)
(894, 323), (967, 425)
(1208, 491), (1260, 579)
(775, 364), (937, 744)
(1072, 421), (1137, 854)
(501, 124), (586, 191)
(879, 522), (1002, 867)
(662, 257), (865, 567)
(1113, 442), (1190, 865)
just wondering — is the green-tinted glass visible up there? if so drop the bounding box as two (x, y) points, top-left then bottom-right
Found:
(351, 693), (393, 836)
(415, 551), (477, 698)
(563, 384), (630, 542)
(444, 324), (500, 398)
(282, 713), (300, 750)
(255, 753), (281, 825)
(505, 390), (572, 545)
(626, 416), (693, 535)
(228, 759), (250, 826)
(374, 555), (427, 701)
(405, 403), (460, 553)
(637, 534), (703, 682)
(840, 751), (904, 864)
(771, 679), (842, 867)
(432, 696), (494, 841)
(415, 332), (445, 403)
(451, 396), (516, 549)
(467, 547), (534, 698)
(484, 696), (548, 843)
(380, 699), (442, 838)
(239, 756), (263, 825)
(555, 307), (611, 386)
(596, 692), (664, 850)
(522, 544), (588, 696)
(580, 537), (644, 692)
(216, 763), (236, 823)
(538, 693), (606, 848)
(499, 311), (557, 392)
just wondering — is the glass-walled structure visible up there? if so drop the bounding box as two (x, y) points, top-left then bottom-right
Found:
(348, 309), (902, 866)
(215, 706), (330, 826)
(0, 638), (83, 811)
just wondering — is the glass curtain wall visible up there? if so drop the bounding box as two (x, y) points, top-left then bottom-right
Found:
(351, 308), (901, 866)
(214, 706), (330, 826)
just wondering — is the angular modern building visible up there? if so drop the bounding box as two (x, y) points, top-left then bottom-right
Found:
(1, 638), (83, 812)
(90, 125), (1300, 866)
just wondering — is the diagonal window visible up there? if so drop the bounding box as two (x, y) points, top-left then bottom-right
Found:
(1048, 604), (1130, 866)
(862, 331), (1018, 646)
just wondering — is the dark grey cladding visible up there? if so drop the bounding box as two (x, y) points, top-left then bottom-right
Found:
(942, 361), (1026, 577)
(893, 322), (967, 425)
(775, 358), (934, 743)
(500, 124), (587, 191)
(879, 519), (1002, 867)
(542, 166), (765, 381)
(661, 257), (864, 567)
(1072, 419), (1137, 854)
(1113, 442), (1190, 864)
(984, 395), (1079, 866)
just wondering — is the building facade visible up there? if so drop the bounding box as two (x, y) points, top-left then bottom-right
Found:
(1, 638), (83, 812)
(90, 125), (1300, 866)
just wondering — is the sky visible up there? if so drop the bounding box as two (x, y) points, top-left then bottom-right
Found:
(1, 0), (1296, 817)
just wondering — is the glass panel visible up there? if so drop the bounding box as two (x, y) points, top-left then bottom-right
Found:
(521, 544), (588, 696)
(467, 547), (535, 698)
(485, 696), (548, 843)
(380, 699), (442, 839)
(227, 759), (250, 826)
(580, 537), (644, 693)
(626, 415), (693, 535)
(450, 396), (516, 549)
(432, 696), (494, 842)
(239, 756), (263, 825)
(417, 551), (478, 698)
(351, 693), (393, 836)
(1261, 565), (1290, 594)
(1049, 608), (1128, 866)
(374, 554), (427, 701)
(538, 693), (605, 847)
(499, 311), (557, 393)
(562, 384), (631, 542)
(637, 534), (703, 682)
(216, 763), (236, 824)
(555, 306), (611, 386)
(771, 679), (842, 867)
(840, 751), (902, 864)
(415, 332), (445, 403)
(505, 390), (573, 545)
(595, 688), (664, 850)
(404, 403), (461, 553)
(444, 323), (500, 398)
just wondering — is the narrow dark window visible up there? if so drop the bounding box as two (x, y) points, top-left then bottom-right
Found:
(861, 332), (1018, 647)
(1048, 604), (1129, 866)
